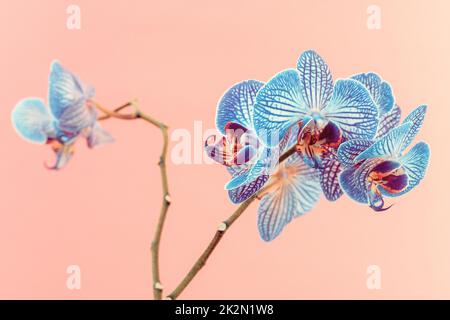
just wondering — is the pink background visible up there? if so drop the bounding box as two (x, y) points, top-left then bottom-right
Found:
(0, 0), (449, 299)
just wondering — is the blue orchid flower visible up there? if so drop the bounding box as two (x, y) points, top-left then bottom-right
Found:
(11, 61), (114, 169)
(252, 50), (381, 202)
(205, 80), (285, 203)
(313, 72), (396, 202)
(205, 80), (263, 169)
(205, 80), (321, 241)
(316, 72), (397, 202)
(337, 105), (430, 211)
(336, 103), (402, 170)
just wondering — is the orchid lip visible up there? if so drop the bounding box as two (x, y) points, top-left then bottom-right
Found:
(368, 160), (409, 195)
(368, 189), (392, 212)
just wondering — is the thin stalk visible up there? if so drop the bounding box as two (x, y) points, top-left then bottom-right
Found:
(142, 113), (170, 300)
(97, 102), (133, 121)
(93, 100), (170, 300)
(167, 145), (296, 299)
(92, 101), (137, 120)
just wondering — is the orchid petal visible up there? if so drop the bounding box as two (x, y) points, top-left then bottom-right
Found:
(324, 79), (379, 140)
(401, 105), (427, 151)
(296, 50), (334, 110)
(385, 142), (430, 197)
(216, 80), (264, 134)
(12, 98), (56, 144)
(258, 153), (320, 241)
(253, 69), (308, 146)
(378, 82), (395, 115)
(257, 184), (297, 241)
(339, 158), (383, 204)
(375, 104), (401, 139)
(337, 139), (374, 168)
(45, 143), (75, 170)
(49, 60), (95, 133)
(351, 72), (394, 115)
(339, 166), (369, 204)
(228, 175), (269, 204)
(355, 122), (413, 161)
(87, 123), (115, 148)
(225, 147), (276, 190)
(319, 156), (343, 201)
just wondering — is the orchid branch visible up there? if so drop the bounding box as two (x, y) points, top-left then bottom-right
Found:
(97, 102), (133, 121)
(167, 145), (297, 300)
(95, 100), (296, 300)
(94, 100), (170, 300)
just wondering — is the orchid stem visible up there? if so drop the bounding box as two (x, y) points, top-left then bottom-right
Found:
(93, 101), (137, 120)
(95, 100), (297, 300)
(97, 102), (133, 121)
(94, 100), (170, 300)
(167, 145), (297, 300)
(145, 114), (170, 301)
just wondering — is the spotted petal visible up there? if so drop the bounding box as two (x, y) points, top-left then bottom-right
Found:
(324, 79), (379, 140)
(351, 72), (394, 115)
(216, 80), (264, 134)
(49, 60), (95, 133)
(253, 69), (308, 147)
(375, 104), (401, 139)
(337, 139), (374, 168)
(355, 122), (413, 162)
(12, 98), (56, 144)
(258, 154), (321, 241)
(296, 50), (334, 110)
(384, 142), (430, 197)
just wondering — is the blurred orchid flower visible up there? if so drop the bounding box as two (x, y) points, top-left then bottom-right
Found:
(11, 61), (114, 169)
(338, 105), (430, 211)
(252, 50), (381, 202)
(205, 80), (321, 241)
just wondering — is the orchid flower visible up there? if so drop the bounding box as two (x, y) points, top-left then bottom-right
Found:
(337, 105), (430, 211)
(252, 50), (381, 202)
(11, 61), (114, 169)
(205, 80), (283, 203)
(205, 80), (321, 241)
